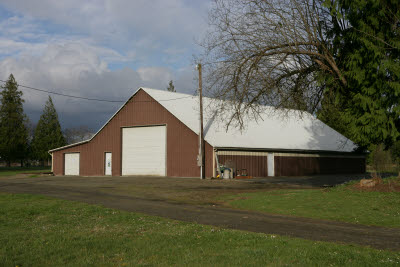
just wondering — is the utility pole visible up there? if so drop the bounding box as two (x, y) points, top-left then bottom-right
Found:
(197, 63), (206, 179)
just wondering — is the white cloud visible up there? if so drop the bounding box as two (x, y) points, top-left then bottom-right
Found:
(0, 0), (210, 64)
(138, 67), (172, 86)
(0, 1), (208, 129)
(0, 43), (196, 129)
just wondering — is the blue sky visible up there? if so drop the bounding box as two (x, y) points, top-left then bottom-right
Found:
(0, 0), (211, 130)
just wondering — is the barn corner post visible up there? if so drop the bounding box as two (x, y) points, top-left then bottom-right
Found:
(197, 63), (205, 179)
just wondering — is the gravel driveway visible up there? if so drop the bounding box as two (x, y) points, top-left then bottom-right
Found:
(1, 174), (398, 251)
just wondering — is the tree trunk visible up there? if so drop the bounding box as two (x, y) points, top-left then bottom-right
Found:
(6, 161), (10, 167)
(397, 160), (400, 179)
(20, 159), (23, 167)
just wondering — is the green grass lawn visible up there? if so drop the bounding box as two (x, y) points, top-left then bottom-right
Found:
(0, 166), (51, 177)
(0, 193), (399, 266)
(222, 182), (400, 228)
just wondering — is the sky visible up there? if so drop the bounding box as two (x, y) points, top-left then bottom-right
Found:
(0, 0), (212, 131)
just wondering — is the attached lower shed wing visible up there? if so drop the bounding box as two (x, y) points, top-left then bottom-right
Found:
(215, 150), (366, 177)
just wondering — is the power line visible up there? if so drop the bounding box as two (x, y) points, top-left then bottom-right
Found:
(0, 79), (193, 103)
(130, 95), (194, 102)
(0, 79), (124, 103)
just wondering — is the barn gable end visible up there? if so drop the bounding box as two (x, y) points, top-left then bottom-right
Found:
(51, 89), (213, 177)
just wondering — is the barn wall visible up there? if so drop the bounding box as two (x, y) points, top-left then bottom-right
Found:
(52, 143), (88, 176)
(217, 151), (268, 177)
(216, 150), (366, 177)
(52, 89), (213, 177)
(274, 154), (366, 176)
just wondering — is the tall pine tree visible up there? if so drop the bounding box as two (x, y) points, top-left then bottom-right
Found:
(0, 74), (29, 166)
(166, 80), (176, 92)
(31, 96), (66, 165)
(324, 0), (400, 148)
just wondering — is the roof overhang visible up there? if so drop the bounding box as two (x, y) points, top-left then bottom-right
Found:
(49, 140), (90, 153)
(214, 146), (367, 156)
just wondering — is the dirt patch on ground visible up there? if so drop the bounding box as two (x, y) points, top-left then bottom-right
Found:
(353, 179), (400, 192)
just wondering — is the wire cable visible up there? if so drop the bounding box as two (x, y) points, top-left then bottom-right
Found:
(0, 79), (194, 103)
(0, 79), (124, 103)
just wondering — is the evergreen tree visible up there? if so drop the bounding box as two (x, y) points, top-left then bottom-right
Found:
(317, 91), (352, 141)
(0, 74), (29, 166)
(166, 80), (176, 92)
(324, 0), (400, 148)
(31, 96), (66, 164)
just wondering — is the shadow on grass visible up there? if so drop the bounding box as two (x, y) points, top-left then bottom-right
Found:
(0, 166), (51, 177)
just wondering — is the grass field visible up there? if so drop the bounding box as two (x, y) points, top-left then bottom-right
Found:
(0, 193), (399, 266)
(222, 181), (400, 228)
(0, 166), (51, 177)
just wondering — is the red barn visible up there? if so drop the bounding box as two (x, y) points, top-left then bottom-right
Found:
(49, 88), (365, 177)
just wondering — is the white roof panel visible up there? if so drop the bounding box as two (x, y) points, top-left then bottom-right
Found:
(141, 88), (356, 153)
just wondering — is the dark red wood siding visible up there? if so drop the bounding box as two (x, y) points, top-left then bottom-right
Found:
(216, 151), (365, 177)
(52, 89), (213, 177)
(274, 156), (366, 176)
(218, 154), (268, 177)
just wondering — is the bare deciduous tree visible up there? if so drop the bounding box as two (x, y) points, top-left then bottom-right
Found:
(201, 0), (344, 127)
(64, 126), (93, 145)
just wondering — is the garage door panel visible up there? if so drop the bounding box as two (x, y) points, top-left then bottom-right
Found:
(65, 153), (80, 175)
(122, 126), (166, 176)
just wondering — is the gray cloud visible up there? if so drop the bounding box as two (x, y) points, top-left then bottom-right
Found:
(0, 1), (208, 130)
(0, 43), (197, 130)
(0, 0), (210, 65)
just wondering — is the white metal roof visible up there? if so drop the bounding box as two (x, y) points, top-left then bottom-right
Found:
(50, 87), (357, 153)
(141, 88), (357, 152)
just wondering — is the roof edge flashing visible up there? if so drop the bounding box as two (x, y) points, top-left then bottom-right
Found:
(49, 140), (90, 153)
(214, 146), (366, 155)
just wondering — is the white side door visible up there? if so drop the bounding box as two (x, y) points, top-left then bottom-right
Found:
(65, 153), (80, 175)
(105, 152), (112, 175)
(122, 126), (166, 176)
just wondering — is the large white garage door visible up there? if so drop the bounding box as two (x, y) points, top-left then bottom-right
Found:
(64, 153), (80, 175)
(122, 126), (166, 176)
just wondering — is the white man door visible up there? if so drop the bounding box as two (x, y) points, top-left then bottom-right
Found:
(64, 153), (80, 175)
(105, 152), (112, 175)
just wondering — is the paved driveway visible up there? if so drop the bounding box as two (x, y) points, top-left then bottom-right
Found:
(1, 174), (399, 251)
